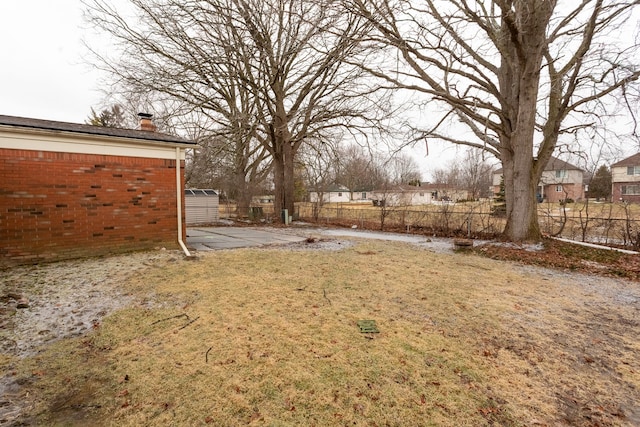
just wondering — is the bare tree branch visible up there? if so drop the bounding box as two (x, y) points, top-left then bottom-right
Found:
(348, 0), (640, 241)
(84, 0), (391, 217)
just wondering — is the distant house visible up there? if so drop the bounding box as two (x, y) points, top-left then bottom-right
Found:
(370, 184), (433, 206)
(611, 153), (640, 203)
(0, 114), (195, 266)
(492, 156), (585, 203)
(308, 184), (351, 203)
(349, 189), (372, 202)
(252, 195), (274, 204)
(420, 183), (469, 202)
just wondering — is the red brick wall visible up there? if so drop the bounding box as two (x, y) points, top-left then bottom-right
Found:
(542, 183), (583, 203)
(0, 148), (186, 266)
(612, 183), (640, 203)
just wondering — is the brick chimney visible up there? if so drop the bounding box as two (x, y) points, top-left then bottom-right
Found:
(138, 113), (157, 132)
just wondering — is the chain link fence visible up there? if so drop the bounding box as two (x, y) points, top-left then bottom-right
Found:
(294, 201), (640, 249)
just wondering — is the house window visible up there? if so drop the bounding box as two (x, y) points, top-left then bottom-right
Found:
(555, 170), (567, 179)
(361, 192), (366, 199)
(622, 185), (640, 195)
(338, 192), (342, 197)
(627, 166), (640, 175)
(420, 192), (424, 197)
(556, 185), (563, 192)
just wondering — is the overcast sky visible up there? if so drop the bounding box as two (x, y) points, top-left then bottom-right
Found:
(0, 1), (455, 176)
(12, 2), (637, 174)
(0, 1), (107, 123)
(1, 0), (629, 174)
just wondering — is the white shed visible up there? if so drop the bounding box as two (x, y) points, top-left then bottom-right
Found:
(185, 189), (219, 225)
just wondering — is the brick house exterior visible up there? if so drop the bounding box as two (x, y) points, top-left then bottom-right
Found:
(611, 153), (640, 203)
(0, 115), (195, 267)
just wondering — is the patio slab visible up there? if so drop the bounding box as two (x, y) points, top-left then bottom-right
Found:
(186, 227), (306, 250)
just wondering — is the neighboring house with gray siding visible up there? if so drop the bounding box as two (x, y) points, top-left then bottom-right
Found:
(611, 153), (640, 203)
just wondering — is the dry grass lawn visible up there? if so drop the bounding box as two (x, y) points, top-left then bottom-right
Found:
(3, 238), (640, 426)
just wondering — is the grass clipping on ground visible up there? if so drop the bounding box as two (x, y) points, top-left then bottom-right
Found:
(10, 240), (640, 426)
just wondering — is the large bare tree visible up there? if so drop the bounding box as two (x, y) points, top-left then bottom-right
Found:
(349, 0), (640, 240)
(431, 148), (495, 199)
(333, 144), (388, 196)
(457, 148), (495, 200)
(185, 131), (271, 213)
(386, 152), (422, 185)
(85, 0), (386, 220)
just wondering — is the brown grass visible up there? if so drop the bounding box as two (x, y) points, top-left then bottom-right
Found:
(5, 240), (640, 426)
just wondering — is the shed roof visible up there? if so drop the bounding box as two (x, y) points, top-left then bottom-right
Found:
(185, 189), (218, 196)
(0, 114), (195, 147)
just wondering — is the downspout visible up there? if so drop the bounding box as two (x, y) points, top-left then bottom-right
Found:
(176, 147), (192, 257)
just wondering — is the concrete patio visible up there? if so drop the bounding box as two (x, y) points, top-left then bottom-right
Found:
(186, 227), (307, 250)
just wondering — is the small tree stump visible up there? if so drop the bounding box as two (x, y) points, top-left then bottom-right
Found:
(453, 238), (473, 249)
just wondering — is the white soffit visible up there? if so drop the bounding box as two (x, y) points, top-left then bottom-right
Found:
(0, 127), (188, 160)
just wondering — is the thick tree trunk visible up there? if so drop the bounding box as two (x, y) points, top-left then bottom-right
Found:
(502, 154), (541, 241)
(497, 1), (553, 242)
(272, 148), (296, 222)
(271, 98), (296, 223)
(282, 141), (295, 216)
(501, 68), (543, 241)
(272, 149), (296, 222)
(235, 183), (252, 218)
(273, 154), (285, 221)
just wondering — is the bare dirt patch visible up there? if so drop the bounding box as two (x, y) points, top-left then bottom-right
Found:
(0, 249), (181, 426)
(1, 234), (639, 426)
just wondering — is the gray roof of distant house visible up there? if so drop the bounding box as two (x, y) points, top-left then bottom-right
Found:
(493, 156), (583, 174)
(545, 156), (583, 171)
(323, 184), (350, 192)
(611, 153), (640, 167)
(0, 114), (195, 146)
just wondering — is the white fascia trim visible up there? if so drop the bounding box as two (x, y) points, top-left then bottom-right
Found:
(0, 128), (189, 160)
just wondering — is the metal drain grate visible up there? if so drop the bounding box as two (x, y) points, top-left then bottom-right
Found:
(357, 320), (379, 333)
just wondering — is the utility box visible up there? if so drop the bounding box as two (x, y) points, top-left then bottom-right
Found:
(248, 206), (264, 220)
(281, 209), (290, 225)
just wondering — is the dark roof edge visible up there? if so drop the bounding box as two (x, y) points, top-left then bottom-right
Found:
(493, 155), (583, 174)
(611, 152), (640, 167)
(0, 114), (195, 146)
